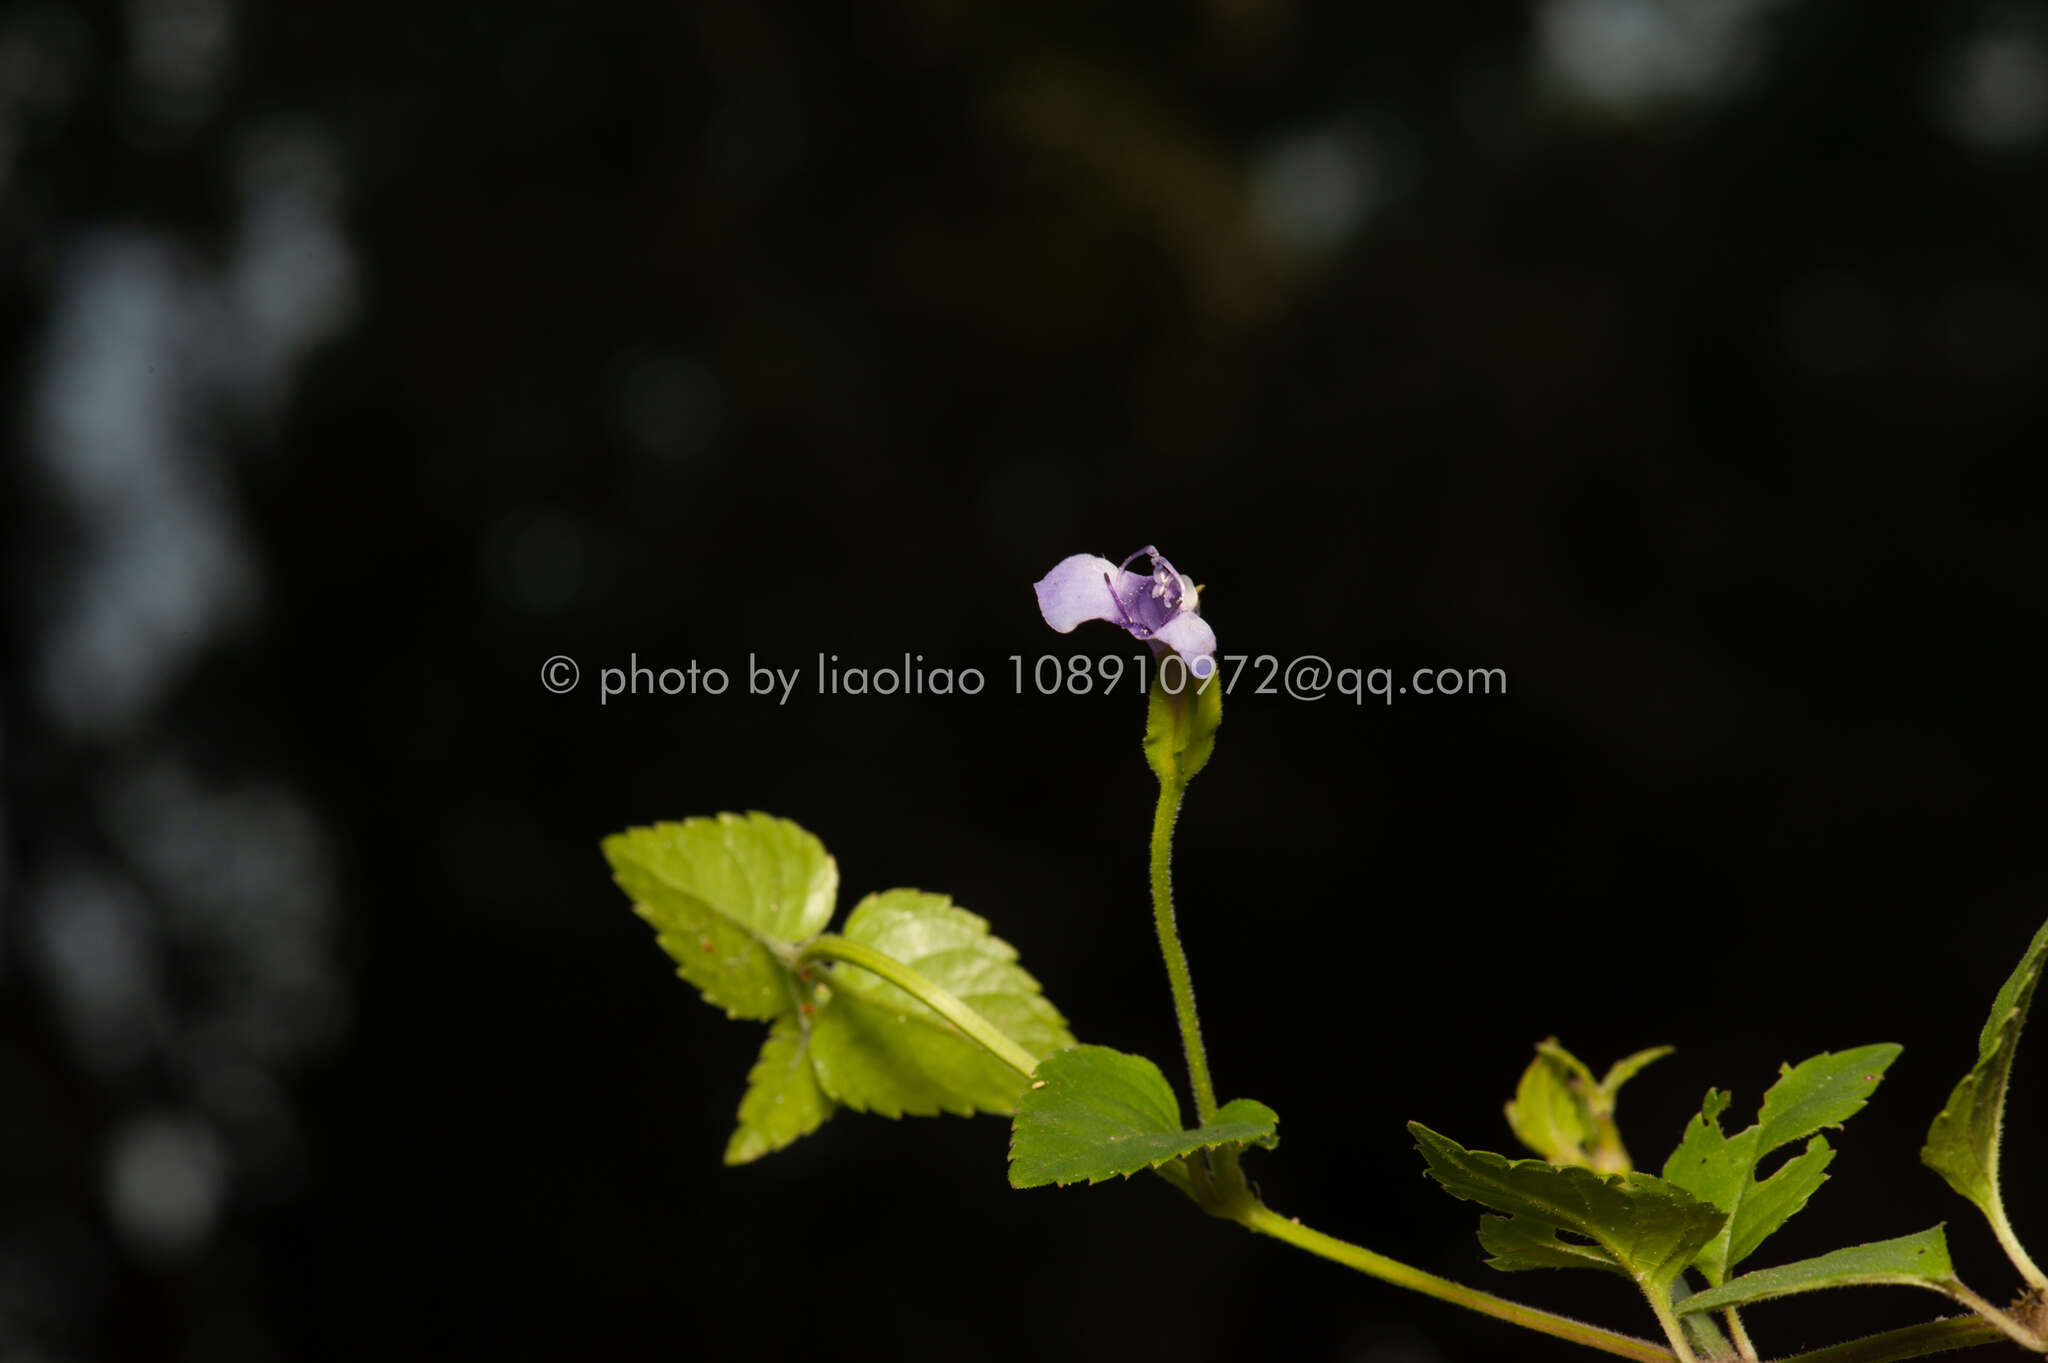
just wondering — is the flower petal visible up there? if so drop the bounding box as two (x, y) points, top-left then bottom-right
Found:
(1151, 611), (1217, 677)
(1034, 554), (1127, 633)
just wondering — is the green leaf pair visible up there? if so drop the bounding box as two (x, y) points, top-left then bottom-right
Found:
(605, 813), (1075, 1164)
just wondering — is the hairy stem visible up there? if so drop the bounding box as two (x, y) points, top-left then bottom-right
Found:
(1237, 1202), (1677, 1362)
(792, 934), (1041, 1079)
(1645, 1289), (1703, 1363)
(1989, 1204), (2048, 1295)
(1941, 1280), (2047, 1352)
(1151, 774), (1218, 1125)
(1725, 1307), (1759, 1362)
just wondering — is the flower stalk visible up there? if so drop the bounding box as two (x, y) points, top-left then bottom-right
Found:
(1151, 771), (1217, 1125)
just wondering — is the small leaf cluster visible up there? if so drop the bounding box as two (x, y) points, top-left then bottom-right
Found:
(606, 813), (1073, 1162)
(1413, 918), (2048, 1353)
(608, 812), (1276, 1192)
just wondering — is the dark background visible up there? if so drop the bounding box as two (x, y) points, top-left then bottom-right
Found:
(3, 2), (2044, 1360)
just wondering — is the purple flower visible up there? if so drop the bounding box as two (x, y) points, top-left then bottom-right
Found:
(1034, 546), (1217, 678)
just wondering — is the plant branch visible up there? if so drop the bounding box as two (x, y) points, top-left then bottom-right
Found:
(1941, 1280), (2047, 1352)
(1236, 1201), (1677, 1363)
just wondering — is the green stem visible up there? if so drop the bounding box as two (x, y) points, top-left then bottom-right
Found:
(793, 934), (1041, 1080)
(1725, 1307), (1759, 1362)
(1941, 1280), (2046, 1352)
(1151, 774), (1218, 1125)
(1770, 1316), (2008, 1363)
(1237, 1202), (1676, 1362)
(1645, 1289), (1703, 1363)
(1989, 1204), (2048, 1295)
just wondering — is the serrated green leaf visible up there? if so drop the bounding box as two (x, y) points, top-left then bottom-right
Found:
(1008, 1045), (1277, 1188)
(1410, 1123), (1725, 1291)
(1754, 1044), (1905, 1153)
(1675, 1226), (1958, 1315)
(1661, 1045), (1900, 1284)
(606, 813), (837, 1020)
(725, 1012), (836, 1165)
(1663, 1089), (1733, 1191)
(1922, 919), (2048, 1219)
(830, 892), (1074, 1059)
(1727, 1138), (1835, 1270)
(809, 891), (1075, 1118)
